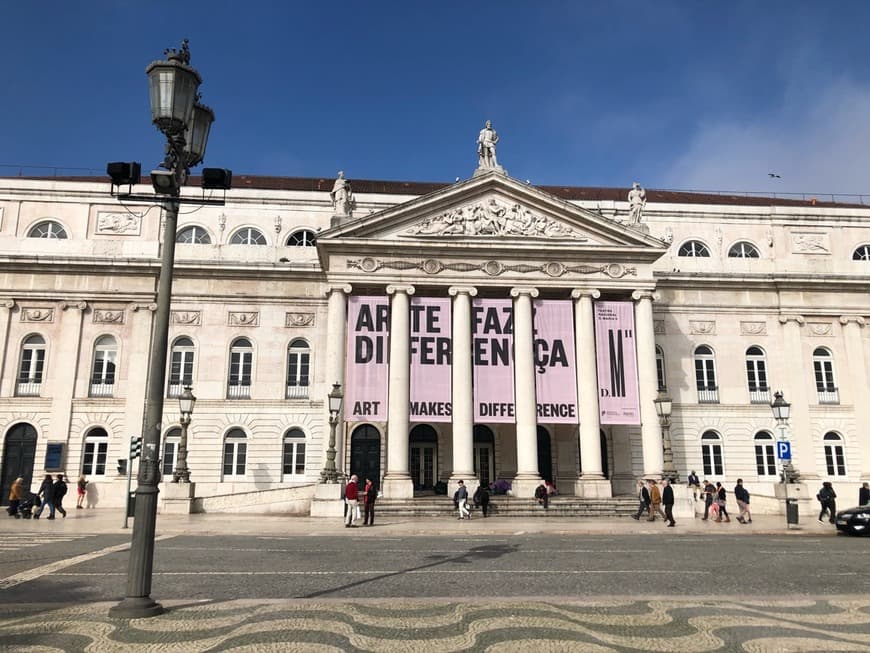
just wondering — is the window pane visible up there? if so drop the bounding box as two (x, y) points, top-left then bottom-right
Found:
(295, 443), (306, 474)
(236, 443), (247, 475)
(223, 442), (234, 475)
(95, 442), (108, 475)
(83, 442), (95, 475)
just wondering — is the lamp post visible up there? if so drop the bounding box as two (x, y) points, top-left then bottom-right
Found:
(320, 382), (344, 483)
(771, 390), (798, 483)
(109, 40), (215, 620)
(172, 386), (196, 483)
(653, 391), (679, 481)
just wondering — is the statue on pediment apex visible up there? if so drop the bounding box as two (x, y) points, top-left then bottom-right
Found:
(628, 182), (646, 224)
(477, 120), (499, 169)
(330, 171), (355, 218)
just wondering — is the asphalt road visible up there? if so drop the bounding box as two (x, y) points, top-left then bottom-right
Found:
(2, 533), (867, 605)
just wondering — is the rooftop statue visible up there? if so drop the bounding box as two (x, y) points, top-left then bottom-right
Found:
(477, 120), (499, 169)
(628, 182), (646, 225)
(330, 171), (355, 219)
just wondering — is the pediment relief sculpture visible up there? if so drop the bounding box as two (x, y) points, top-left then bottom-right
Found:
(403, 198), (584, 240)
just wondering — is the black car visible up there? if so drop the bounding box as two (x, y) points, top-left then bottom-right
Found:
(835, 505), (870, 536)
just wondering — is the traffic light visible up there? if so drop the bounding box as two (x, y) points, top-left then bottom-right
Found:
(130, 436), (142, 460)
(117, 458), (127, 476)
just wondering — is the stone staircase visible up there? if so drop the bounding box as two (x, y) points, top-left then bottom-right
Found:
(375, 495), (639, 519)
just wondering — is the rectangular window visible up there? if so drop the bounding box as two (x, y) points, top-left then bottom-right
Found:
(825, 445), (846, 476)
(655, 357), (666, 392)
(814, 361), (835, 392)
(170, 350), (194, 385)
(236, 442), (247, 476)
(19, 348), (45, 383)
(755, 443), (777, 476)
(229, 352), (252, 385)
(162, 440), (178, 476)
(702, 444), (723, 476)
(83, 441), (108, 476)
(283, 441), (306, 475)
(695, 360), (716, 390)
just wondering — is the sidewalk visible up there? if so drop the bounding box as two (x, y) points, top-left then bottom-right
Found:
(0, 508), (837, 538)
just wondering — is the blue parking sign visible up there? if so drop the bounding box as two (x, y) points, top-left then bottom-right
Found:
(776, 441), (791, 460)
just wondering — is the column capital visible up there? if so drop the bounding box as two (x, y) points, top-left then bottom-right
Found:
(131, 302), (158, 312)
(448, 286), (478, 297)
(60, 300), (88, 312)
(839, 315), (866, 327)
(778, 314), (805, 326)
(509, 287), (539, 298)
(631, 290), (659, 302)
(0, 298), (15, 310)
(570, 288), (601, 300)
(386, 284), (416, 296)
(325, 283), (352, 297)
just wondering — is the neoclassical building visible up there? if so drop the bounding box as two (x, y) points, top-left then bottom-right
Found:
(1, 153), (868, 513)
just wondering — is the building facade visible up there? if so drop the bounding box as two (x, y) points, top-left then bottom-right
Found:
(0, 165), (868, 513)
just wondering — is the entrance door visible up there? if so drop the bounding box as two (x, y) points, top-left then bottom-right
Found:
(349, 425), (381, 488)
(473, 425), (495, 486)
(1, 423), (37, 506)
(537, 426), (553, 483)
(409, 424), (437, 490)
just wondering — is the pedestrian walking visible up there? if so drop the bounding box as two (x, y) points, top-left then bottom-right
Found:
(6, 477), (24, 518)
(715, 482), (731, 522)
(53, 474), (68, 518)
(858, 482), (869, 506)
(455, 480), (470, 520)
(687, 470), (701, 501)
(474, 484), (490, 517)
(344, 474), (359, 528)
(34, 474), (56, 519)
(362, 477), (376, 526)
(734, 479), (751, 524)
(662, 478), (676, 527)
(632, 479), (650, 520)
(701, 480), (716, 520)
(647, 479), (667, 522)
(817, 481), (837, 524)
(76, 476), (87, 509)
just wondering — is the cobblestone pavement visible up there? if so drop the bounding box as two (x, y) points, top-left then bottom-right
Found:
(1, 597), (869, 652)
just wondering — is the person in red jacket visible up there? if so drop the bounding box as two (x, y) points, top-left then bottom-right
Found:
(344, 475), (359, 528)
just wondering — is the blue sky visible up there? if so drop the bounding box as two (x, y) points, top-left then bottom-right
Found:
(3, 2), (870, 195)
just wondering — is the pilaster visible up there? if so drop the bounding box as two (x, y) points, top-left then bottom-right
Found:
(839, 315), (869, 478)
(777, 314), (815, 479)
(325, 284), (352, 472)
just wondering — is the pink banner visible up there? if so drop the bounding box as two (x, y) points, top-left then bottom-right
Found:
(473, 298), (515, 423)
(345, 296), (389, 421)
(594, 301), (640, 425)
(410, 297), (452, 422)
(534, 300), (578, 424)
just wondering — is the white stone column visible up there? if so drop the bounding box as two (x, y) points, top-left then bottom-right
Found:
(632, 290), (663, 478)
(383, 284), (415, 498)
(448, 286), (477, 491)
(841, 315), (869, 478)
(571, 289), (611, 497)
(778, 314), (816, 479)
(510, 287), (541, 497)
(0, 300), (16, 397)
(325, 284), (352, 471)
(48, 301), (88, 462)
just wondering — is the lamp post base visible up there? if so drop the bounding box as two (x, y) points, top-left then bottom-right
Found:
(108, 596), (164, 619)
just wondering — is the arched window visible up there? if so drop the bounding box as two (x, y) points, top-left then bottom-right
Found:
(223, 428), (247, 477)
(286, 229), (316, 247)
(852, 245), (870, 261)
(745, 346), (769, 403)
(285, 339), (310, 399)
(168, 337), (195, 398)
(227, 338), (253, 399)
(162, 428), (181, 476)
(27, 220), (68, 239)
(90, 335), (117, 397)
(230, 228), (267, 245)
(655, 345), (666, 391)
(282, 428), (306, 477)
(701, 430), (723, 476)
(694, 345), (718, 403)
(82, 428), (109, 476)
(823, 432), (846, 476)
(17, 335), (46, 397)
(754, 431), (777, 477)
(176, 226), (212, 244)
(678, 240), (710, 257)
(813, 347), (838, 404)
(728, 241), (760, 258)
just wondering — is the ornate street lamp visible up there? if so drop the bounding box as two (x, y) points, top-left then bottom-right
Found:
(653, 391), (679, 481)
(172, 386), (197, 483)
(110, 39), (217, 620)
(320, 382), (344, 483)
(770, 390), (798, 483)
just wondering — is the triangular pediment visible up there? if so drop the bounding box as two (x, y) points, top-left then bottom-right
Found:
(320, 171), (665, 251)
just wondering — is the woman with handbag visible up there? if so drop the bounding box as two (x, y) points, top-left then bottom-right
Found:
(715, 482), (731, 523)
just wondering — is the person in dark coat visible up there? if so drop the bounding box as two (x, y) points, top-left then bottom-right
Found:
(632, 479), (650, 520)
(534, 483), (549, 509)
(53, 474), (68, 518)
(362, 477), (376, 526)
(715, 482), (730, 523)
(859, 482), (869, 506)
(817, 481), (837, 523)
(662, 479), (676, 527)
(701, 480), (716, 520)
(474, 484), (490, 517)
(734, 478), (752, 524)
(34, 474), (56, 519)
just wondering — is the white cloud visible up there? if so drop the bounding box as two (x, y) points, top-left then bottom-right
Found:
(660, 79), (870, 198)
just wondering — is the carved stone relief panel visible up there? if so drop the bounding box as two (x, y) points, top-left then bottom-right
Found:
(347, 257), (636, 279)
(791, 232), (830, 254)
(285, 312), (315, 327)
(95, 212), (143, 236)
(689, 320), (716, 335)
(740, 321), (767, 336)
(20, 307), (54, 323)
(93, 309), (125, 324)
(228, 311), (259, 327)
(171, 311), (201, 326)
(653, 320), (665, 335)
(807, 322), (833, 336)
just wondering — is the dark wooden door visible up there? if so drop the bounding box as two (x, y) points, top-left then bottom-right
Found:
(1, 423), (37, 505)
(349, 425), (381, 488)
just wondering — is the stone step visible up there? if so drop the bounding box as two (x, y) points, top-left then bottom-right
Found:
(374, 496), (639, 518)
